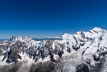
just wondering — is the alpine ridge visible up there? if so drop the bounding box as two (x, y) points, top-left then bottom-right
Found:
(0, 27), (107, 72)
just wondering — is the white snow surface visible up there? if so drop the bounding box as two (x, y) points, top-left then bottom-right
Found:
(1, 27), (107, 72)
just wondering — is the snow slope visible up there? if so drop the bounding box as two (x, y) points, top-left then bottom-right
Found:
(0, 27), (107, 72)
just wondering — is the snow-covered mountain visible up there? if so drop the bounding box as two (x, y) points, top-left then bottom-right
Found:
(0, 27), (107, 72)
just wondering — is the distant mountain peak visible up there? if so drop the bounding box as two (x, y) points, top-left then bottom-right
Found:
(90, 27), (105, 33)
(1, 27), (107, 71)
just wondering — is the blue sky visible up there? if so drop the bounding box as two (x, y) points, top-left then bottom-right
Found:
(0, 0), (107, 38)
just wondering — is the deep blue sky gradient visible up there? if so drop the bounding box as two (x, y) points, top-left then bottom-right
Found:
(0, 0), (107, 37)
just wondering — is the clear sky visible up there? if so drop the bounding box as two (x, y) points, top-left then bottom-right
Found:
(0, 0), (107, 38)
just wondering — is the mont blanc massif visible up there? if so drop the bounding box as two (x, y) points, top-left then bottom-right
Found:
(0, 27), (107, 72)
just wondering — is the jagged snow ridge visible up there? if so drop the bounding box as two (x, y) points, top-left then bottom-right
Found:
(62, 27), (107, 66)
(1, 27), (107, 72)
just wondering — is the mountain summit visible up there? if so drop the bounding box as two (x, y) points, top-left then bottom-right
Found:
(0, 27), (107, 72)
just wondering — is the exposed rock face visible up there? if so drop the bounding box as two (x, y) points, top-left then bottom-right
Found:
(0, 27), (107, 72)
(0, 61), (62, 72)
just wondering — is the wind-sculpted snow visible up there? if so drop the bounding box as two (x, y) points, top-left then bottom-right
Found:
(0, 27), (107, 72)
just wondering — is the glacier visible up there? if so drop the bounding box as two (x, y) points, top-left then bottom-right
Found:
(0, 27), (107, 72)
